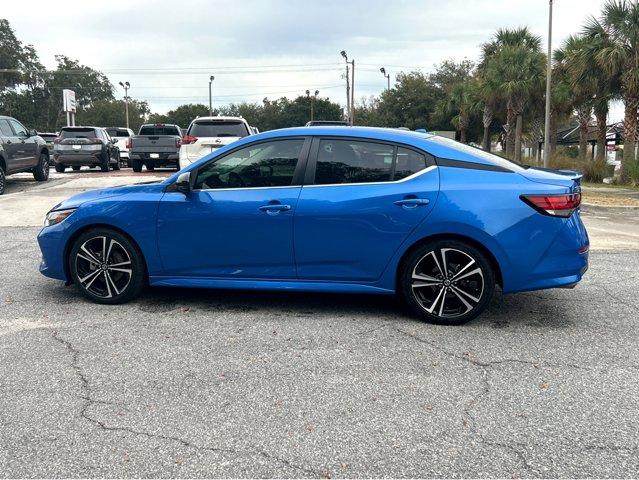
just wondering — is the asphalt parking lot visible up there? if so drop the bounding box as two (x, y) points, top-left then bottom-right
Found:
(1, 171), (638, 477)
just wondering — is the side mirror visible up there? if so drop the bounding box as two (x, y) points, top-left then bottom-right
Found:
(111, 138), (118, 144)
(175, 171), (192, 194)
(28, 128), (38, 137)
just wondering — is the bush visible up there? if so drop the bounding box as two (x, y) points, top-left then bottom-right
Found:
(583, 159), (609, 183)
(625, 160), (639, 187)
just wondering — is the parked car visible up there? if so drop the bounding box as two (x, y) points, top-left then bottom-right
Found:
(305, 120), (349, 126)
(128, 124), (182, 172)
(52, 127), (120, 172)
(38, 126), (588, 325)
(105, 127), (134, 166)
(38, 132), (59, 156)
(0, 115), (50, 195)
(179, 116), (251, 169)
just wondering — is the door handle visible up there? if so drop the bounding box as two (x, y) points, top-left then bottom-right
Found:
(259, 204), (291, 213)
(394, 198), (430, 208)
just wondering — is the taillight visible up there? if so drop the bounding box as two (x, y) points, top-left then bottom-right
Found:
(126, 138), (132, 149)
(176, 137), (182, 148)
(53, 137), (61, 144)
(182, 134), (197, 144)
(520, 193), (581, 217)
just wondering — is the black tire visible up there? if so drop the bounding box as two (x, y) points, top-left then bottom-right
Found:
(146, 161), (155, 172)
(99, 153), (110, 172)
(55, 163), (66, 173)
(72, 166), (81, 171)
(398, 239), (495, 325)
(131, 159), (143, 173)
(112, 158), (121, 171)
(0, 165), (5, 195)
(33, 152), (50, 181)
(68, 228), (146, 304)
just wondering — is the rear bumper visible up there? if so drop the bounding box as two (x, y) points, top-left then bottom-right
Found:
(53, 152), (103, 166)
(504, 211), (589, 293)
(129, 152), (179, 166)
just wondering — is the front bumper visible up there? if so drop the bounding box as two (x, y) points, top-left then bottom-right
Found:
(38, 223), (69, 282)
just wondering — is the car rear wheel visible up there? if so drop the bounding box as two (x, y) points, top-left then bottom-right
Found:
(55, 163), (66, 173)
(146, 161), (155, 172)
(112, 158), (121, 171)
(0, 166), (5, 195)
(72, 166), (81, 171)
(33, 152), (50, 181)
(399, 240), (495, 325)
(99, 154), (110, 172)
(131, 159), (142, 172)
(69, 228), (146, 304)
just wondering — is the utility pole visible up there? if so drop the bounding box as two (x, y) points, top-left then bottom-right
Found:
(208, 75), (215, 116)
(118, 81), (130, 129)
(306, 90), (319, 122)
(350, 58), (355, 125)
(380, 67), (390, 91)
(543, 0), (553, 167)
(341, 50), (350, 124)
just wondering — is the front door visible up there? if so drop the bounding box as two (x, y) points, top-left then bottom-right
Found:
(157, 137), (309, 279)
(294, 138), (439, 282)
(7, 119), (36, 171)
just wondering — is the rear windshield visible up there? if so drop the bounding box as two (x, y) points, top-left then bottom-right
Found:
(427, 135), (526, 172)
(60, 128), (97, 139)
(39, 134), (58, 141)
(189, 120), (249, 138)
(139, 125), (180, 136)
(106, 128), (130, 137)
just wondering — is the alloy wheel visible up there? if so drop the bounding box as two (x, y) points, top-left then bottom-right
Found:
(75, 236), (133, 299)
(411, 248), (485, 319)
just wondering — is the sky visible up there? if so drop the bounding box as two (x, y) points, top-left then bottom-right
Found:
(2, 0), (621, 121)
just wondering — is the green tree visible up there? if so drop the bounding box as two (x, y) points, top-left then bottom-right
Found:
(376, 71), (436, 130)
(79, 99), (150, 132)
(148, 103), (210, 128)
(0, 19), (23, 91)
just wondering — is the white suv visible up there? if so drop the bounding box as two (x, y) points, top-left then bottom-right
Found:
(179, 116), (252, 169)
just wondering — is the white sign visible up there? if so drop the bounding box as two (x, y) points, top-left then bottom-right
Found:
(62, 89), (76, 113)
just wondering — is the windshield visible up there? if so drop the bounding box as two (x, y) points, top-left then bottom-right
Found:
(427, 135), (526, 172)
(139, 125), (180, 136)
(189, 120), (249, 138)
(60, 128), (97, 139)
(106, 128), (130, 137)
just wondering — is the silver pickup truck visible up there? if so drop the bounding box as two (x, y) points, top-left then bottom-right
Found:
(128, 124), (182, 172)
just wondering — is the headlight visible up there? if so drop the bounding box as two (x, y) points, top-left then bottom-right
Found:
(44, 209), (76, 227)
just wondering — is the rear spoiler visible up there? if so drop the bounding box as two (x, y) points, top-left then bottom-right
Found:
(528, 167), (583, 186)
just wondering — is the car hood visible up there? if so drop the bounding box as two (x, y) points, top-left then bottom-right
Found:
(517, 167), (582, 190)
(50, 182), (165, 211)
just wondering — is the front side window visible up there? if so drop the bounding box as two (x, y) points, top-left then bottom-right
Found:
(194, 139), (304, 190)
(314, 139), (394, 185)
(8, 119), (27, 137)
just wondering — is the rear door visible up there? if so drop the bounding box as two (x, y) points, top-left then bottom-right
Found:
(294, 137), (439, 281)
(0, 119), (19, 173)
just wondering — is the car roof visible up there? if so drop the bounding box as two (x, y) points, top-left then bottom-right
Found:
(61, 126), (101, 129)
(191, 116), (247, 123)
(244, 126), (513, 168)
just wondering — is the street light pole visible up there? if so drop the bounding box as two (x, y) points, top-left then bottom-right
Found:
(119, 81), (130, 130)
(208, 75), (215, 116)
(543, 0), (553, 167)
(306, 89), (320, 122)
(341, 50), (350, 124)
(380, 67), (390, 91)
(350, 58), (355, 125)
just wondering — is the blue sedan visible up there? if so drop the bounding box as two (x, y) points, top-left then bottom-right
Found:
(38, 127), (588, 324)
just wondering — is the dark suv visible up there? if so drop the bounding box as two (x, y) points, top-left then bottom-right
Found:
(53, 127), (120, 172)
(0, 115), (50, 195)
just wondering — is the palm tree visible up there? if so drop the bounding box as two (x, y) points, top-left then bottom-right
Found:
(586, 0), (639, 176)
(479, 27), (545, 160)
(579, 17), (619, 163)
(435, 79), (477, 143)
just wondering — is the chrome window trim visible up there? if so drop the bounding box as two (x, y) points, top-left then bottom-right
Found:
(304, 165), (437, 188)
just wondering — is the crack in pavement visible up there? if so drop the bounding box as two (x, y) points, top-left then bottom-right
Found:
(51, 330), (329, 478)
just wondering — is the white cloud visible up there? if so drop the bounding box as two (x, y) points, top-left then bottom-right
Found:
(3, 0), (615, 118)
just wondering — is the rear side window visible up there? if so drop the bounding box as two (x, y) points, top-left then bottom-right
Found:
(139, 125), (180, 136)
(394, 147), (433, 180)
(0, 120), (12, 137)
(189, 120), (249, 138)
(314, 139), (395, 185)
(60, 128), (97, 139)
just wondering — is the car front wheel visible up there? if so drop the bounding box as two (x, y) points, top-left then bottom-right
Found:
(0, 166), (5, 195)
(33, 152), (50, 181)
(69, 228), (146, 304)
(399, 240), (495, 325)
